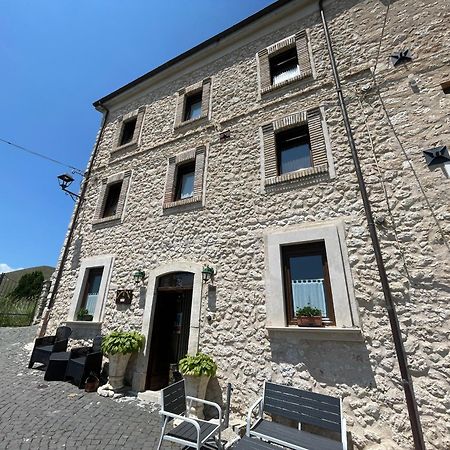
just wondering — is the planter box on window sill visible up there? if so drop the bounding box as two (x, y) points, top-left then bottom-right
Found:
(266, 326), (363, 342)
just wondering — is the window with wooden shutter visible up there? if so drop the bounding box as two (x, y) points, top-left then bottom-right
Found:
(262, 108), (332, 187)
(258, 30), (312, 95)
(113, 106), (146, 152)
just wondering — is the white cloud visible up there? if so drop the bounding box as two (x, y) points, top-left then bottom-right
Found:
(0, 263), (16, 273)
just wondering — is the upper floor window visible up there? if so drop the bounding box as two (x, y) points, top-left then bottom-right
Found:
(270, 47), (300, 85)
(261, 108), (335, 188)
(276, 125), (311, 175)
(93, 170), (131, 226)
(258, 30), (312, 95)
(112, 106), (146, 152)
(282, 241), (335, 326)
(175, 161), (196, 200)
(184, 92), (203, 121)
(175, 78), (212, 129)
(119, 118), (137, 146)
(102, 181), (123, 218)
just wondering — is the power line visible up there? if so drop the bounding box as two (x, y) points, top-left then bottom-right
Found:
(0, 137), (84, 176)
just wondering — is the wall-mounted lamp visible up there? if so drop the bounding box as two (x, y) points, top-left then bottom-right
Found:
(57, 173), (80, 201)
(202, 265), (216, 283)
(133, 269), (146, 285)
(390, 49), (412, 67)
(423, 145), (450, 178)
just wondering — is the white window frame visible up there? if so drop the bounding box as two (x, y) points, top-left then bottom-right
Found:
(264, 220), (359, 330)
(67, 255), (114, 323)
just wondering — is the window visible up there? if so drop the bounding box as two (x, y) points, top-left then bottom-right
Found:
(113, 106), (145, 152)
(282, 242), (335, 326)
(175, 78), (212, 128)
(163, 146), (206, 210)
(175, 161), (196, 200)
(102, 181), (122, 218)
(441, 81), (450, 95)
(270, 47), (300, 85)
(276, 125), (311, 174)
(67, 255), (114, 324)
(262, 108), (334, 187)
(119, 118), (137, 146)
(93, 170), (131, 226)
(184, 92), (203, 121)
(78, 267), (104, 321)
(264, 221), (360, 333)
(258, 30), (312, 94)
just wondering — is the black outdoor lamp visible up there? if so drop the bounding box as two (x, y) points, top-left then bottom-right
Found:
(202, 265), (216, 283)
(57, 173), (80, 201)
(133, 270), (146, 285)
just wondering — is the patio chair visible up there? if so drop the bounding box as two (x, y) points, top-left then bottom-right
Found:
(28, 325), (72, 369)
(64, 335), (103, 388)
(157, 379), (223, 450)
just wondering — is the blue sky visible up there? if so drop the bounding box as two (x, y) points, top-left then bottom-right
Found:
(0, 0), (274, 272)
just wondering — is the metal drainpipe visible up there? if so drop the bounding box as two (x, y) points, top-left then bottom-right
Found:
(318, 1), (425, 449)
(39, 103), (110, 337)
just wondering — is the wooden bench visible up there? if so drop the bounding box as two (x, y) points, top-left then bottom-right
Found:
(246, 382), (347, 450)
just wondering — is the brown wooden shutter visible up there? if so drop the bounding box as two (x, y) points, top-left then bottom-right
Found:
(94, 181), (108, 220)
(164, 157), (177, 204)
(258, 48), (271, 92)
(262, 123), (277, 178)
(307, 109), (327, 167)
(193, 146), (206, 197)
(175, 90), (186, 127)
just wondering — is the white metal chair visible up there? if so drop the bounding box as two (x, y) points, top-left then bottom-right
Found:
(157, 379), (223, 449)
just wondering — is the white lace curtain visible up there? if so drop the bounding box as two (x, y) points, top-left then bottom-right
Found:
(291, 279), (326, 315)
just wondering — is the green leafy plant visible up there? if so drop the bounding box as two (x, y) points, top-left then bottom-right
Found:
(8, 271), (44, 301)
(101, 330), (145, 355)
(76, 307), (90, 320)
(179, 353), (217, 377)
(296, 306), (322, 317)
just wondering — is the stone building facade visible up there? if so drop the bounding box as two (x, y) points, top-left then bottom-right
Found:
(43, 0), (450, 448)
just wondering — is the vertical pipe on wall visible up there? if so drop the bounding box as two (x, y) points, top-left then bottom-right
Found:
(317, 1), (425, 449)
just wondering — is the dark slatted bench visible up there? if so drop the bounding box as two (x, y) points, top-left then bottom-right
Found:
(246, 382), (347, 450)
(231, 436), (281, 449)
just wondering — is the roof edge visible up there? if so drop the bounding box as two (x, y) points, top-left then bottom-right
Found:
(93, 0), (297, 108)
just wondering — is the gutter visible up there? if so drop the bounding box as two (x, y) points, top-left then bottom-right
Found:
(317, 1), (425, 448)
(39, 103), (110, 336)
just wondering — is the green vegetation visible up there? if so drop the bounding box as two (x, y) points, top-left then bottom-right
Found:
(179, 353), (217, 377)
(296, 305), (322, 317)
(0, 296), (37, 327)
(101, 330), (145, 355)
(8, 271), (44, 301)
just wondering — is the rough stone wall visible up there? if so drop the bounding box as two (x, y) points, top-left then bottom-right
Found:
(46, 0), (450, 448)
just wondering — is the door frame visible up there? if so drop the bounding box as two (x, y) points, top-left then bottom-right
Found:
(132, 261), (203, 392)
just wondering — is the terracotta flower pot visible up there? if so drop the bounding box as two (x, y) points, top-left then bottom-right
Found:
(85, 375), (100, 393)
(183, 375), (210, 419)
(297, 316), (323, 327)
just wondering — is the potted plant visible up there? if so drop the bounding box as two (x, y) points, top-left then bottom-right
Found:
(179, 353), (217, 419)
(77, 307), (93, 321)
(101, 330), (145, 391)
(296, 306), (323, 327)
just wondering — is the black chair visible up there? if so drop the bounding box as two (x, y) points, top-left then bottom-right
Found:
(64, 335), (103, 388)
(157, 379), (223, 450)
(28, 326), (72, 369)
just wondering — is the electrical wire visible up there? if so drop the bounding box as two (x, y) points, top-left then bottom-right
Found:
(0, 137), (84, 176)
(372, 0), (391, 79)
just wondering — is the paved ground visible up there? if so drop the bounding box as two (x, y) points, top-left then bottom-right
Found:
(0, 326), (178, 450)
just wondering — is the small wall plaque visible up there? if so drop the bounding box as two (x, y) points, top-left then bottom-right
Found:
(116, 289), (133, 305)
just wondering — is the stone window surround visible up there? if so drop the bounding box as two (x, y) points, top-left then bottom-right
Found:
(264, 220), (360, 331)
(174, 78), (212, 129)
(112, 106), (146, 152)
(93, 170), (132, 226)
(132, 261), (204, 392)
(163, 146), (206, 210)
(257, 30), (313, 95)
(67, 255), (114, 323)
(261, 106), (335, 187)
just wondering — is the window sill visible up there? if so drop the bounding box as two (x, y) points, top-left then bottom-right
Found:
(261, 70), (313, 95)
(63, 320), (103, 339)
(265, 163), (329, 187)
(163, 194), (202, 210)
(92, 215), (122, 228)
(266, 326), (363, 342)
(111, 141), (138, 154)
(174, 114), (208, 131)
